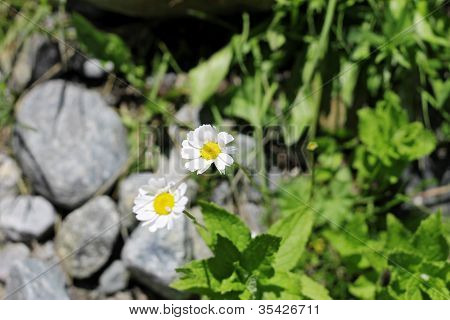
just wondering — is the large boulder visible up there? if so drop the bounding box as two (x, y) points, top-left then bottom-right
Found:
(0, 196), (56, 241)
(55, 196), (120, 278)
(5, 258), (68, 300)
(13, 80), (128, 209)
(121, 217), (192, 299)
(0, 243), (30, 282)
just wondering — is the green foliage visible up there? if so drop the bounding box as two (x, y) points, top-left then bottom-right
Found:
(354, 92), (436, 189)
(197, 201), (251, 251)
(172, 202), (328, 300)
(325, 212), (450, 300)
(269, 208), (314, 272)
(72, 13), (145, 88)
(188, 46), (233, 106)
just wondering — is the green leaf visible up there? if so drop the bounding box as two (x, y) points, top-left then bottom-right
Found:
(262, 271), (303, 299)
(349, 275), (376, 300)
(300, 274), (332, 300)
(208, 235), (241, 280)
(188, 46), (232, 106)
(198, 201), (251, 251)
(269, 208), (315, 272)
(339, 59), (358, 107)
(72, 13), (133, 68)
(386, 214), (412, 251)
(412, 213), (449, 261)
(240, 234), (281, 277)
(171, 260), (219, 294)
(283, 74), (322, 146)
(357, 92), (436, 166)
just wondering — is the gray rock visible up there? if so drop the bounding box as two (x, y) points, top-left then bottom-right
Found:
(268, 166), (283, 191)
(99, 260), (129, 295)
(31, 241), (58, 263)
(0, 243), (30, 282)
(82, 59), (112, 79)
(13, 80), (128, 209)
(168, 104), (200, 144)
(118, 173), (152, 230)
(5, 258), (68, 300)
(55, 196), (120, 279)
(0, 153), (21, 200)
(238, 202), (265, 235)
(107, 290), (134, 300)
(68, 286), (99, 300)
(9, 33), (59, 92)
(211, 181), (232, 207)
(121, 217), (192, 298)
(210, 180), (235, 212)
(0, 196), (56, 241)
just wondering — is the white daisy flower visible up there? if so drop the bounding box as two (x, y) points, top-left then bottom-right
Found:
(133, 177), (188, 232)
(181, 124), (235, 175)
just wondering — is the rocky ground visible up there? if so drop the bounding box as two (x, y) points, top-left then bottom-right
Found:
(0, 28), (265, 299)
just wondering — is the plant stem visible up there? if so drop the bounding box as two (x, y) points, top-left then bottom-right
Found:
(183, 210), (208, 231)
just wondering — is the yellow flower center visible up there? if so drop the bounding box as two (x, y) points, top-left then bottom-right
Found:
(200, 142), (221, 160)
(153, 192), (175, 215)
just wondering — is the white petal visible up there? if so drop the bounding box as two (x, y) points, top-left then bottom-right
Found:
(136, 212), (158, 222)
(197, 159), (213, 174)
(182, 139), (198, 149)
(177, 196), (188, 207)
(172, 205), (185, 214)
(187, 131), (202, 148)
(222, 146), (237, 154)
(218, 131), (234, 146)
(181, 145), (200, 160)
(214, 158), (226, 174)
(167, 218), (174, 230)
(148, 215), (169, 232)
(218, 153), (234, 166)
(142, 177), (167, 195)
(133, 194), (153, 206)
(194, 124), (217, 144)
(185, 158), (213, 174)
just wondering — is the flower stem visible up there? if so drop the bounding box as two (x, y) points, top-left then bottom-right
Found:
(183, 210), (208, 231)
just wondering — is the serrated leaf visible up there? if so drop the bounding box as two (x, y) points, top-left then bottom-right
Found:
(412, 213), (449, 261)
(388, 251), (422, 272)
(218, 272), (246, 294)
(208, 235), (240, 280)
(240, 234), (281, 277)
(171, 260), (219, 294)
(269, 208), (314, 272)
(198, 201), (251, 251)
(188, 46), (232, 106)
